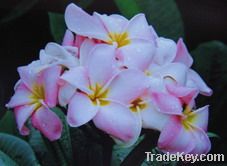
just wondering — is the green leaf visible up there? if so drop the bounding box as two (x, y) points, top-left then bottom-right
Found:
(111, 135), (144, 166)
(191, 41), (227, 139)
(48, 12), (66, 43)
(207, 132), (220, 139)
(191, 41), (227, 111)
(52, 107), (73, 166)
(28, 126), (57, 166)
(28, 127), (47, 154)
(0, 111), (17, 135)
(114, 0), (142, 18)
(0, 150), (18, 166)
(0, 0), (39, 24)
(114, 0), (184, 40)
(0, 133), (38, 166)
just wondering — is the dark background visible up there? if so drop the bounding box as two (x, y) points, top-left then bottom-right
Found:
(0, 0), (227, 164)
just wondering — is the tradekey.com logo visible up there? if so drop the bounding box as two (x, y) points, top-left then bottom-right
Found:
(145, 152), (225, 163)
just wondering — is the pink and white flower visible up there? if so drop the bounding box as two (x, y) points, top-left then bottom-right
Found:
(64, 3), (156, 70)
(25, 42), (79, 74)
(158, 105), (211, 154)
(6, 3), (213, 153)
(39, 42), (79, 68)
(59, 44), (150, 146)
(6, 65), (62, 141)
(152, 37), (212, 96)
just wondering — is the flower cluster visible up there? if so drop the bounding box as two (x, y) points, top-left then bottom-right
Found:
(6, 3), (212, 154)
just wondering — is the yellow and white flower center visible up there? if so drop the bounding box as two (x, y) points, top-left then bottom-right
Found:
(88, 84), (109, 106)
(181, 105), (196, 130)
(107, 32), (130, 48)
(130, 98), (147, 112)
(30, 84), (45, 110)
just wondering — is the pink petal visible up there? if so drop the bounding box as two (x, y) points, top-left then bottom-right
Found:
(58, 82), (76, 107)
(44, 42), (74, 58)
(187, 69), (213, 96)
(42, 66), (62, 107)
(28, 58), (49, 73)
(31, 106), (62, 141)
(140, 102), (169, 131)
(14, 104), (36, 135)
(94, 13), (126, 34)
(189, 105), (209, 131)
(190, 127), (211, 154)
(117, 39), (155, 70)
(109, 14), (128, 26)
(151, 92), (182, 115)
(65, 3), (108, 41)
(79, 39), (96, 66)
(174, 38), (193, 67)
(87, 44), (118, 87)
(166, 83), (198, 105)
(18, 66), (36, 91)
(60, 66), (91, 94)
(155, 63), (188, 85)
(62, 29), (74, 46)
(107, 69), (149, 104)
(158, 116), (195, 153)
(149, 25), (158, 40)
(126, 14), (153, 41)
(93, 102), (141, 143)
(113, 111), (142, 147)
(148, 75), (166, 93)
(153, 37), (177, 65)
(67, 92), (98, 127)
(13, 80), (22, 91)
(43, 42), (79, 68)
(6, 83), (33, 108)
(110, 14), (128, 21)
(75, 35), (86, 48)
(63, 45), (79, 59)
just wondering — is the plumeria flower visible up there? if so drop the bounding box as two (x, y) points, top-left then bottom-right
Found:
(5, 2), (213, 155)
(126, 80), (196, 132)
(64, 3), (156, 70)
(152, 37), (193, 67)
(122, 62), (188, 130)
(157, 105), (211, 154)
(59, 44), (150, 146)
(39, 42), (79, 69)
(186, 69), (213, 96)
(6, 65), (62, 141)
(145, 61), (190, 110)
(140, 60), (199, 130)
(117, 84), (197, 143)
(40, 42), (79, 67)
(57, 38), (97, 107)
(151, 37), (212, 96)
(62, 29), (87, 52)
(126, 92), (171, 132)
(26, 42), (79, 74)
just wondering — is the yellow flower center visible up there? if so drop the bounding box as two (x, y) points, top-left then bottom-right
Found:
(107, 32), (130, 48)
(145, 70), (152, 76)
(88, 84), (110, 106)
(181, 105), (196, 130)
(130, 98), (147, 112)
(30, 84), (45, 110)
